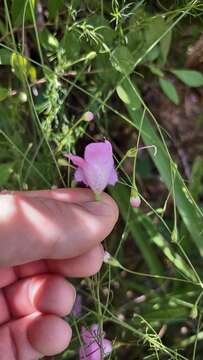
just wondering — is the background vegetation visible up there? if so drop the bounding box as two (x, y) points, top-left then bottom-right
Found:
(0, 0), (203, 359)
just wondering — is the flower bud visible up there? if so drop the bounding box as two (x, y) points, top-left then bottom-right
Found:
(130, 196), (141, 208)
(103, 251), (121, 268)
(18, 92), (27, 103)
(83, 111), (94, 122)
(86, 51), (97, 60)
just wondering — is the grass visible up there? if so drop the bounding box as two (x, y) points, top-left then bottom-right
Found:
(0, 0), (203, 358)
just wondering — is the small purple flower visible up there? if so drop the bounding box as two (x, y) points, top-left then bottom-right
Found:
(130, 196), (141, 208)
(72, 295), (82, 318)
(66, 140), (118, 194)
(79, 324), (112, 360)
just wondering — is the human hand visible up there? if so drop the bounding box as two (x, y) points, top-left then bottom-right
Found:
(0, 188), (118, 359)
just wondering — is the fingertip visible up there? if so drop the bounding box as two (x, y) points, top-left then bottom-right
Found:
(83, 192), (119, 223)
(101, 191), (119, 223)
(28, 315), (72, 356)
(32, 275), (76, 316)
(79, 244), (104, 277)
(47, 245), (104, 278)
(81, 195), (119, 245)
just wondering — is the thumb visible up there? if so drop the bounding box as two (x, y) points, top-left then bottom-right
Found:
(0, 190), (118, 266)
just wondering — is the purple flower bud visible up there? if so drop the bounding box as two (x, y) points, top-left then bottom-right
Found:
(130, 196), (141, 208)
(72, 295), (82, 318)
(83, 111), (94, 122)
(66, 140), (118, 194)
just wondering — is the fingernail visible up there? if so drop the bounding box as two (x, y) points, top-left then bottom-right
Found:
(82, 201), (113, 217)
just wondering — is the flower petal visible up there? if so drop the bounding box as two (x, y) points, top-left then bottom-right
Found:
(84, 140), (113, 166)
(80, 342), (101, 360)
(108, 168), (118, 185)
(91, 324), (100, 335)
(79, 325), (112, 360)
(82, 141), (116, 193)
(81, 326), (93, 344)
(102, 339), (112, 357)
(74, 167), (88, 185)
(68, 141), (117, 194)
(83, 163), (111, 193)
(65, 154), (85, 167)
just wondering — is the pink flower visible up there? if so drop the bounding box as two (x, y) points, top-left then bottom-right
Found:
(79, 324), (112, 360)
(66, 140), (118, 194)
(130, 196), (141, 208)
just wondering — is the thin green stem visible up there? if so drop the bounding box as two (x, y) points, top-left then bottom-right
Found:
(133, 110), (145, 184)
(4, 0), (17, 50)
(192, 314), (202, 360)
(22, 0), (29, 55)
(0, 130), (50, 186)
(28, 0), (44, 65)
(24, 77), (66, 186)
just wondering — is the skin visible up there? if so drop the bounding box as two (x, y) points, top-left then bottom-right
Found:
(0, 188), (119, 360)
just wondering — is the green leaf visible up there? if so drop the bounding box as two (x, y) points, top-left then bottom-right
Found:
(111, 46), (134, 75)
(39, 29), (59, 52)
(148, 65), (164, 77)
(145, 46), (160, 62)
(159, 78), (179, 105)
(48, 0), (64, 18)
(160, 29), (172, 65)
(61, 30), (80, 62)
(12, 0), (36, 26)
(0, 87), (9, 101)
(95, 53), (119, 84)
(0, 163), (13, 186)
(145, 16), (166, 47)
(116, 85), (130, 104)
(0, 19), (6, 36)
(144, 16), (168, 63)
(0, 49), (11, 65)
(171, 69), (203, 87)
(189, 156), (203, 202)
(116, 83), (141, 110)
